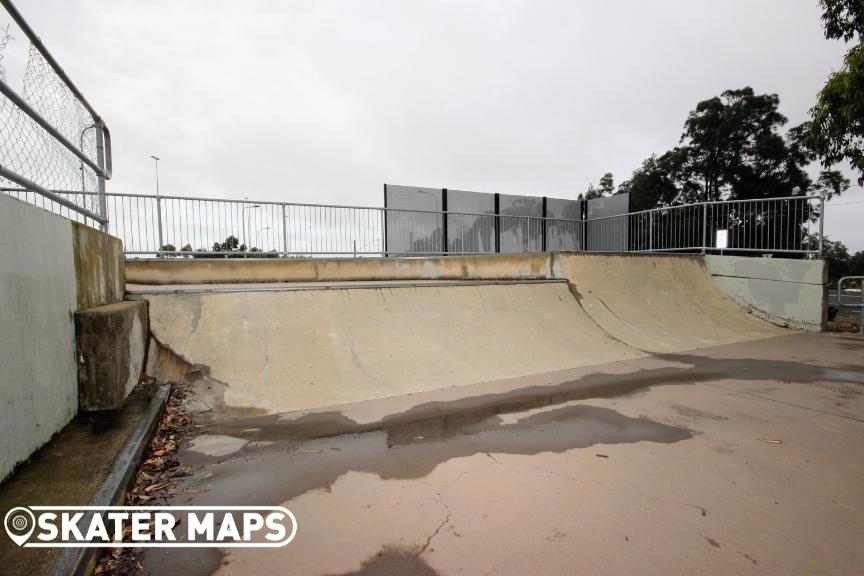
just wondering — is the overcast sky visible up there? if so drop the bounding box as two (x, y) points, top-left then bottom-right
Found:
(7, 0), (864, 250)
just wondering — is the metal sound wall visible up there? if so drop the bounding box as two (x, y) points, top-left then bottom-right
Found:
(384, 184), (444, 255)
(586, 193), (630, 252)
(546, 196), (584, 251)
(384, 184), (588, 256)
(445, 189), (497, 254)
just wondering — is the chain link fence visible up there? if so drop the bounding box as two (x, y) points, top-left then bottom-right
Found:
(0, 0), (110, 226)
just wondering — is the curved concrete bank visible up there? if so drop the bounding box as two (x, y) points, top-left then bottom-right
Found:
(553, 254), (783, 353)
(139, 282), (645, 414)
(129, 253), (815, 414)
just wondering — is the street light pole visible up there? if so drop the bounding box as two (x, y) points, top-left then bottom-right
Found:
(150, 155), (160, 197)
(150, 155), (164, 255)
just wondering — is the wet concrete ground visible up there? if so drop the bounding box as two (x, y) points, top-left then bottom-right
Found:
(142, 332), (864, 576)
(0, 384), (158, 576)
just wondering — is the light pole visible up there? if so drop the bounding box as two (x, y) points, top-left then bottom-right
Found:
(150, 155), (164, 254)
(150, 155), (160, 197)
(242, 198), (260, 256)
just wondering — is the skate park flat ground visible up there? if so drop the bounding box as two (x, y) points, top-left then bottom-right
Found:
(141, 331), (864, 576)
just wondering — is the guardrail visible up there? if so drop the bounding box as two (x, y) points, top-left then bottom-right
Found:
(0, 0), (111, 227)
(837, 276), (864, 334)
(2, 190), (821, 259)
(587, 195), (824, 255)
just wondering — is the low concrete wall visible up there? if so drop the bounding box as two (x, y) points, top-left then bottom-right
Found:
(76, 301), (148, 411)
(0, 195), (127, 482)
(703, 255), (826, 331)
(72, 221), (125, 310)
(124, 254), (551, 285)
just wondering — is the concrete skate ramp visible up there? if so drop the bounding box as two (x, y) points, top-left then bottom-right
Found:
(554, 253), (783, 353)
(143, 281), (645, 414)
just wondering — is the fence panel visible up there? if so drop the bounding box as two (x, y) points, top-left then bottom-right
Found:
(0, 0), (111, 225)
(55, 192), (824, 259)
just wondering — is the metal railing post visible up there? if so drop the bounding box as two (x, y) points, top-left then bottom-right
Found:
(818, 194), (825, 258)
(155, 195), (164, 256)
(281, 203), (288, 257)
(701, 203), (707, 254)
(95, 121), (108, 232)
(460, 213), (465, 255)
(649, 211), (653, 251)
(837, 277), (864, 334)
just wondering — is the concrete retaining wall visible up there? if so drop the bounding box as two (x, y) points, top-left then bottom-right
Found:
(703, 255), (827, 331)
(0, 195), (126, 482)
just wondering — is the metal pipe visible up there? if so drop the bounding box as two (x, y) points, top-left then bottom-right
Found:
(94, 123), (107, 230)
(818, 194), (825, 258)
(0, 0), (103, 121)
(0, 162), (106, 223)
(836, 277), (864, 334)
(0, 77), (105, 176)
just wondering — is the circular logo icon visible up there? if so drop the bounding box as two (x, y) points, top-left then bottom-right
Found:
(4, 507), (35, 546)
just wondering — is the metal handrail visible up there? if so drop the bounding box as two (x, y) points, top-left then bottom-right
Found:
(0, 165), (107, 224)
(586, 194), (823, 222)
(837, 276), (864, 334)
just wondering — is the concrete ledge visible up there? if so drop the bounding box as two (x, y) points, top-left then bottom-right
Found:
(124, 253), (552, 285)
(76, 301), (149, 411)
(704, 255), (826, 331)
(71, 221), (125, 310)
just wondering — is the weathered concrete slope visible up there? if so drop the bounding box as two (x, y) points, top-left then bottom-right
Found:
(142, 282), (645, 414)
(553, 253), (784, 352)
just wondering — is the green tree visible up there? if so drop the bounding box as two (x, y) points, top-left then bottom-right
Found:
(820, 0), (863, 42)
(598, 173), (615, 196)
(808, 45), (864, 183)
(810, 234), (851, 280)
(849, 250), (864, 275)
(618, 88), (848, 205)
(579, 172), (615, 201)
(807, 0), (864, 184)
(618, 151), (685, 211)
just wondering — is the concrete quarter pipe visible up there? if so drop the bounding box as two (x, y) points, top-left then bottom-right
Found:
(134, 254), (783, 415)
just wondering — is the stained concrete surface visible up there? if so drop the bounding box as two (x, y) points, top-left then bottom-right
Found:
(141, 332), (864, 576)
(553, 253), (784, 352)
(0, 384), (158, 576)
(137, 274), (782, 416)
(0, 195), (127, 481)
(76, 300), (149, 411)
(704, 254), (826, 331)
(139, 282), (648, 414)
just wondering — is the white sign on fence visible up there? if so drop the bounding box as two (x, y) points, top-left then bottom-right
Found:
(716, 229), (729, 249)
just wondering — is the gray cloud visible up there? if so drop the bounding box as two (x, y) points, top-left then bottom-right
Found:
(14, 0), (864, 249)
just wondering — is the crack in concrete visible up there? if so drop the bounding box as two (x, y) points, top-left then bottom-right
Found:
(411, 454), (502, 573)
(520, 464), (710, 519)
(705, 382), (864, 424)
(415, 503), (451, 566)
